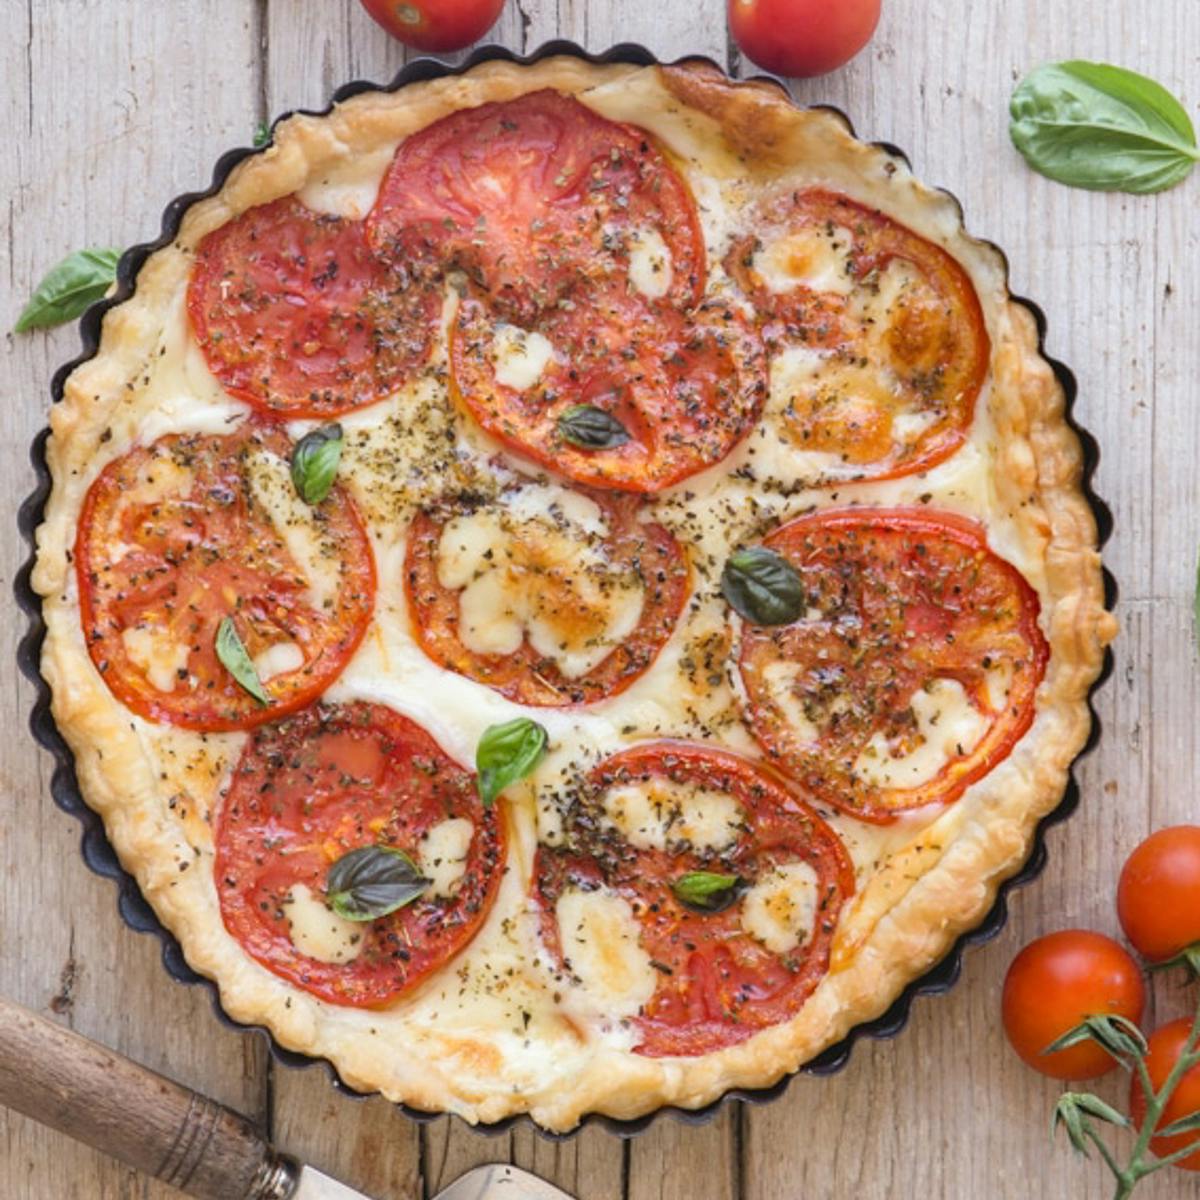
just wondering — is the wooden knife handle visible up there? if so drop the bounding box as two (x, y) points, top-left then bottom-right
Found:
(0, 995), (297, 1198)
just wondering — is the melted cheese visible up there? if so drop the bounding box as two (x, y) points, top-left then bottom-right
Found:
(741, 862), (820, 954)
(556, 888), (657, 1019)
(121, 625), (189, 693)
(853, 679), (989, 789)
(298, 145), (397, 219)
(246, 449), (342, 611)
(253, 640), (304, 682)
(435, 485), (644, 679)
(283, 884), (363, 965)
(627, 226), (673, 299)
(603, 778), (742, 851)
(491, 325), (556, 391)
(753, 225), (857, 296)
(418, 818), (474, 898)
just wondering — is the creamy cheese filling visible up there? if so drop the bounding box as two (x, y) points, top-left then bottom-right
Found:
(283, 884), (363, 965)
(602, 777), (743, 852)
(740, 862), (820, 954)
(418, 817), (474, 898)
(753, 224), (857, 296)
(246, 449), (343, 611)
(625, 226), (673, 298)
(555, 887), (657, 1019)
(853, 678), (989, 789)
(490, 324), (557, 391)
(435, 485), (644, 679)
(121, 625), (190, 693)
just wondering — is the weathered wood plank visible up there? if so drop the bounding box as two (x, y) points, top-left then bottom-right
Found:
(1, 4), (266, 1198)
(8, 2), (1200, 1198)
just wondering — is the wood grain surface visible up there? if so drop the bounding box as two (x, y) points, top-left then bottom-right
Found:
(2, 2), (1198, 1198)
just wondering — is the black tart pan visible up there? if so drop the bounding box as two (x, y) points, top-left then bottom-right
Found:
(16, 39), (1116, 1140)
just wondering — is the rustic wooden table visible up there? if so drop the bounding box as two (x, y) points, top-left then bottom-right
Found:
(4, 2), (1198, 1197)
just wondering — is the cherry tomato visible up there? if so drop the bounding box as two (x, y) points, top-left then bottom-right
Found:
(728, 0), (881, 79)
(1117, 826), (1200, 963)
(1001, 931), (1146, 1081)
(1130, 1019), (1200, 1171)
(358, 0), (504, 53)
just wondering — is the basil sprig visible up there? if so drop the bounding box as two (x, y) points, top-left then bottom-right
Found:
(721, 547), (804, 626)
(326, 845), (430, 921)
(290, 424), (344, 504)
(1010, 61), (1200, 193)
(671, 871), (741, 913)
(215, 617), (269, 705)
(557, 405), (631, 450)
(14, 247), (122, 333)
(476, 717), (548, 807)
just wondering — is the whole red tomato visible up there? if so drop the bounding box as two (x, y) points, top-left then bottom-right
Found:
(728, 0), (881, 78)
(358, 0), (504, 52)
(1001, 930), (1146, 1080)
(1130, 1019), (1200, 1172)
(1118, 825), (1200, 963)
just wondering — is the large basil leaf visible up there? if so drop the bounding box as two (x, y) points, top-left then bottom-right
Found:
(671, 871), (741, 913)
(1010, 61), (1199, 193)
(290, 423), (344, 504)
(557, 405), (631, 450)
(721, 547), (804, 626)
(476, 717), (548, 807)
(14, 247), (122, 332)
(215, 617), (269, 705)
(326, 845), (430, 921)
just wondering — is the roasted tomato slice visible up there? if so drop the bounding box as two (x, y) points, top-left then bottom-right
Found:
(367, 89), (706, 321)
(533, 742), (855, 1056)
(449, 294), (766, 492)
(215, 702), (504, 1007)
(405, 484), (689, 705)
(75, 424), (375, 731)
(188, 196), (441, 418)
(727, 189), (989, 480)
(735, 508), (1048, 823)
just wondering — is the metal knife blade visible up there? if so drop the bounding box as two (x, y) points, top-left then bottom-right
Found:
(291, 1162), (576, 1200)
(293, 1163), (381, 1200)
(432, 1164), (577, 1200)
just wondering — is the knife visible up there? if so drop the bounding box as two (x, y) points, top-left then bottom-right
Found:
(0, 995), (574, 1200)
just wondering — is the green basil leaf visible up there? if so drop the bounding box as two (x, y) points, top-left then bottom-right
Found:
(290, 424), (344, 504)
(557, 405), (631, 450)
(326, 845), (430, 921)
(671, 870), (741, 913)
(476, 717), (547, 807)
(252, 121), (271, 148)
(14, 247), (122, 333)
(721, 547), (805, 626)
(1010, 61), (1200, 193)
(215, 617), (269, 705)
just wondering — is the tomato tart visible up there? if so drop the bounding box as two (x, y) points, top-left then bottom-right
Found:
(33, 56), (1114, 1131)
